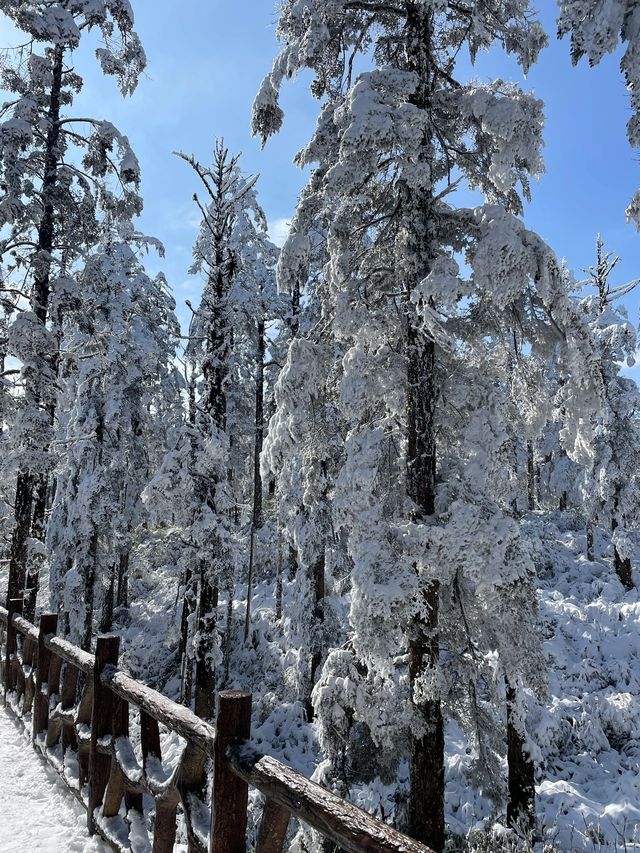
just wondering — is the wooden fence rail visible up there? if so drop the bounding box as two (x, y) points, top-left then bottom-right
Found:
(0, 602), (434, 853)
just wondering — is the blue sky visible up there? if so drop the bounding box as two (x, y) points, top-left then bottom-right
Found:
(4, 2), (640, 349)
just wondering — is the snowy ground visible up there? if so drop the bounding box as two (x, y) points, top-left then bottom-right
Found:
(447, 514), (640, 850)
(529, 517), (640, 850)
(0, 707), (109, 853)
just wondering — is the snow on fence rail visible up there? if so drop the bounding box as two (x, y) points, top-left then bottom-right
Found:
(0, 599), (434, 853)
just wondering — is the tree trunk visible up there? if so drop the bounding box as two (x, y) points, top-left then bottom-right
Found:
(7, 472), (34, 606)
(6, 46), (64, 611)
(275, 532), (284, 621)
(194, 569), (218, 719)
(82, 408), (104, 651)
(403, 6), (445, 849)
(612, 514), (633, 590)
(289, 269), (301, 338)
(115, 481), (131, 610)
(288, 543), (298, 581)
(253, 315), (265, 531)
(305, 550), (325, 722)
(223, 589), (233, 684)
(244, 529), (257, 642)
(527, 441), (535, 511)
(179, 564), (195, 704)
(23, 473), (48, 621)
(116, 550), (129, 608)
(82, 526), (99, 651)
(100, 567), (115, 634)
(586, 520), (594, 562)
(180, 377), (198, 706)
(506, 679), (535, 834)
(245, 314), (266, 640)
(408, 584), (444, 848)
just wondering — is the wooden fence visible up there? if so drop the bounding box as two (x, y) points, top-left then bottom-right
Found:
(0, 598), (434, 853)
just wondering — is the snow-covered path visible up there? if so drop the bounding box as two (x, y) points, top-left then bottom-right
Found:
(0, 708), (109, 853)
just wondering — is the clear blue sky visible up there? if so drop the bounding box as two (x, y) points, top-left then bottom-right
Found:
(4, 3), (640, 354)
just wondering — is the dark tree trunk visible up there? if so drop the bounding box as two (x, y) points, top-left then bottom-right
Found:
(506, 679), (535, 833)
(179, 566), (196, 707)
(244, 529), (257, 642)
(305, 550), (325, 722)
(7, 472), (34, 606)
(539, 452), (552, 507)
(408, 585), (444, 848)
(288, 543), (298, 581)
(527, 441), (535, 511)
(194, 569), (218, 719)
(275, 534), (284, 621)
(253, 315), (265, 530)
(289, 270), (301, 338)
(6, 46), (64, 611)
(100, 567), (115, 634)
(223, 588), (233, 684)
(115, 481), (131, 610)
(612, 514), (633, 590)
(116, 550), (129, 608)
(586, 520), (595, 562)
(82, 527), (99, 651)
(81, 408), (104, 651)
(179, 376), (198, 706)
(245, 314), (266, 640)
(402, 6), (445, 850)
(23, 474), (48, 621)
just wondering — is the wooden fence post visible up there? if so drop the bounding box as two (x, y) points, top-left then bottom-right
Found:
(4, 597), (23, 698)
(88, 634), (120, 835)
(211, 690), (252, 853)
(256, 799), (291, 853)
(33, 613), (58, 743)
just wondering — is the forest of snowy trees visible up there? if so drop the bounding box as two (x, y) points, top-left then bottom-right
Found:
(1, 1), (640, 851)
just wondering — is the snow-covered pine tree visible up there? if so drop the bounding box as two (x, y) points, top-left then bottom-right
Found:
(0, 0), (145, 620)
(262, 333), (347, 720)
(255, 4), (603, 846)
(47, 218), (179, 649)
(260, 117), (351, 723)
(578, 236), (639, 589)
(557, 1), (640, 224)
(506, 269), (584, 520)
(0, 301), (17, 571)
(171, 141), (277, 719)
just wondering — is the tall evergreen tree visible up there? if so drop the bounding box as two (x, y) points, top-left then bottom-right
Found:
(47, 219), (180, 649)
(578, 236), (639, 590)
(0, 301), (17, 569)
(166, 142), (277, 718)
(255, 4), (602, 846)
(0, 0), (146, 619)
(261, 142), (347, 720)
